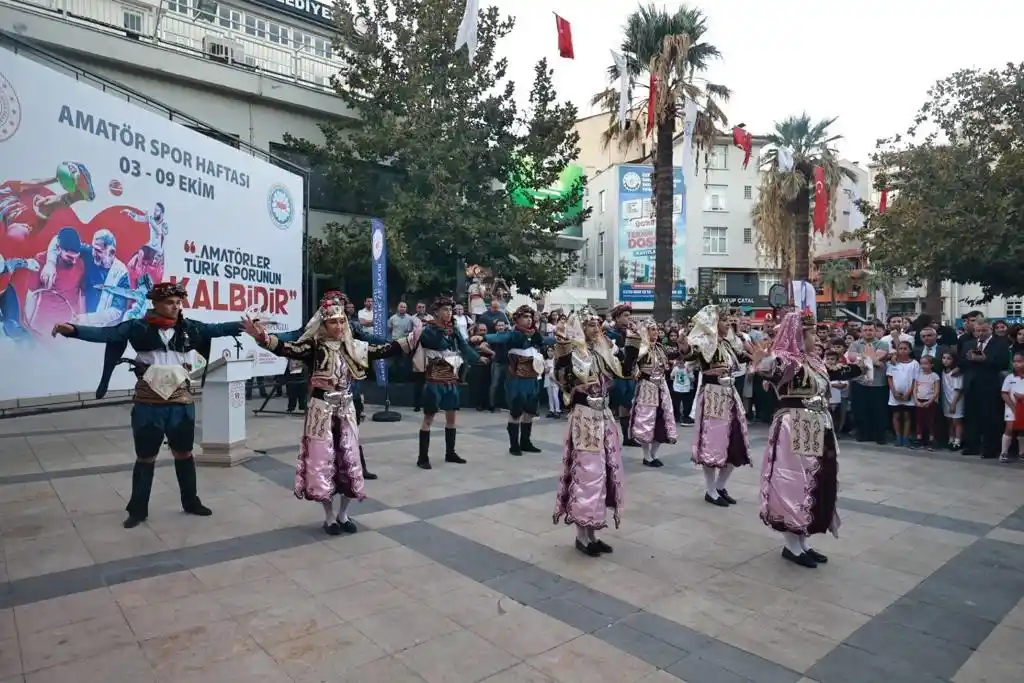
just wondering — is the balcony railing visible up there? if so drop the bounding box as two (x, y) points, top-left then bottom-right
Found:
(565, 275), (602, 290)
(6, 0), (342, 91)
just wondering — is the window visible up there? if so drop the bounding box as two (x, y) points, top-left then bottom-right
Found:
(245, 16), (267, 39)
(166, 0), (189, 14)
(758, 272), (781, 296)
(703, 227), (727, 255)
(704, 185), (727, 212)
(715, 274), (728, 295)
(217, 6), (241, 30)
(743, 273), (755, 287)
(313, 37), (332, 59)
(269, 23), (290, 45)
(192, 0), (216, 21)
(597, 232), (605, 257)
(1007, 299), (1023, 317)
(598, 190), (606, 214)
(708, 145), (728, 170)
(122, 8), (143, 33)
(743, 227), (752, 244)
(744, 185), (752, 200)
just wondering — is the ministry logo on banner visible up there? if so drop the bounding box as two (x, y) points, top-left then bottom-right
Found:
(371, 218), (388, 386)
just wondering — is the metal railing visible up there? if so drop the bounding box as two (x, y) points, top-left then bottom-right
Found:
(5, 0), (342, 90)
(565, 275), (602, 290)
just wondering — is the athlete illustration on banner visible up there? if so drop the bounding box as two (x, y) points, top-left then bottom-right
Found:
(122, 202), (168, 287)
(0, 162), (96, 241)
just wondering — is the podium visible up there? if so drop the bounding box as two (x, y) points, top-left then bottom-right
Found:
(194, 356), (255, 467)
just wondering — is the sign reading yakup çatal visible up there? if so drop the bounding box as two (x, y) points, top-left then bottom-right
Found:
(0, 50), (304, 401)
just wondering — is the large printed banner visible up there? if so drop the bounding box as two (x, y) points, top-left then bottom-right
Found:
(0, 51), (304, 401)
(616, 164), (686, 304)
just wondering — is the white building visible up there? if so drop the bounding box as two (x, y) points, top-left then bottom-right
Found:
(2, 0), (359, 238)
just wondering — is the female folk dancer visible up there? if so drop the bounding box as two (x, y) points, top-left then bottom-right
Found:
(757, 310), (874, 567)
(241, 296), (412, 535)
(485, 304), (552, 455)
(51, 281), (242, 528)
(605, 303), (640, 447)
(415, 296), (485, 469)
(681, 305), (752, 507)
(553, 308), (639, 557)
(630, 320), (678, 467)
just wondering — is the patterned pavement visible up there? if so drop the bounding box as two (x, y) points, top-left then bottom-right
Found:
(1, 400), (1023, 683)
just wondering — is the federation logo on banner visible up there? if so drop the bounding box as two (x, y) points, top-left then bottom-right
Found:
(621, 170), (642, 192)
(0, 71), (22, 142)
(372, 226), (384, 261)
(267, 184), (294, 229)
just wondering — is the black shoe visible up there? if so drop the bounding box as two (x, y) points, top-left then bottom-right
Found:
(642, 458), (664, 468)
(962, 449), (980, 456)
(805, 548), (828, 564)
(359, 447), (378, 480)
(592, 539), (613, 554)
(520, 423), (541, 453)
(444, 427), (466, 463)
(704, 492), (729, 507)
(174, 457), (211, 516)
(619, 417), (639, 447)
(323, 521), (343, 536)
(782, 547), (817, 567)
(717, 489), (736, 505)
(413, 406), (421, 412)
(122, 515), (145, 529)
(336, 517), (358, 534)
(507, 423), (521, 456)
(184, 502), (213, 517)
(575, 538), (601, 557)
(417, 430), (432, 470)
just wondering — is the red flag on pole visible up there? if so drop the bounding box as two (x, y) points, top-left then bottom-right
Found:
(731, 126), (753, 169)
(554, 14), (574, 59)
(879, 188), (889, 214)
(812, 166), (828, 235)
(646, 73), (657, 136)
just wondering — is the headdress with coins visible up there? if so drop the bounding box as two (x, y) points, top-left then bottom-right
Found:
(686, 304), (724, 364)
(148, 281), (187, 301)
(297, 291), (351, 342)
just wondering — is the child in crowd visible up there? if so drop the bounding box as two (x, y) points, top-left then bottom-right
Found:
(825, 350), (847, 434)
(670, 359), (695, 426)
(940, 351), (964, 450)
(999, 352), (1024, 462)
(887, 340), (919, 447)
(543, 345), (561, 418)
(913, 354), (940, 451)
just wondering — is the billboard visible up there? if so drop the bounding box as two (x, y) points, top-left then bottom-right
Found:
(0, 51), (304, 401)
(617, 164), (685, 304)
(508, 159), (585, 238)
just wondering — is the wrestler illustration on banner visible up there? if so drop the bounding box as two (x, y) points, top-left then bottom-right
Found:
(122, 202), (168, 287)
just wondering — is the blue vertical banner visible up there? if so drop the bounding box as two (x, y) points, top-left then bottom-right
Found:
(370, 219), (388, 387)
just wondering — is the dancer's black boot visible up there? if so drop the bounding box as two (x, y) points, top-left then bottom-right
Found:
(507, 423), (521, 455)
(620, 416), (640, 447)
(174, 456), (212, 517)
(520, 423), (541, 453)
(124, 460), (155, 529)
(445, 427), (466, 463)
(360, 446), (377, 480)
(417, 430), (432, 470)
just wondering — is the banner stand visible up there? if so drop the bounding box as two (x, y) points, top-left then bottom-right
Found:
(369, 218), (400, 423)
(371, 390), (402, 422)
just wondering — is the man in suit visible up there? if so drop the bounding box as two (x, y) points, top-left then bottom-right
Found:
(914, 326), (951, 445)
(961, 319), (1010, 458)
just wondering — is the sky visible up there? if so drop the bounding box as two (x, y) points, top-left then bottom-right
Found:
(485, 0), (1022, 166)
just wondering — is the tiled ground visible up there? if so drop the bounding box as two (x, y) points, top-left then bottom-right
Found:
(1, 398), (1024, 682)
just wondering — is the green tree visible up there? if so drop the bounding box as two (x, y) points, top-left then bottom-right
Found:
(592, 3), (729, 320)
(854, 63), (1024, 308)
(816, 258), (852, 320)
(292, 0), (587, 298)
(752, 114), (856, 282)
(859, 268), (895, 319)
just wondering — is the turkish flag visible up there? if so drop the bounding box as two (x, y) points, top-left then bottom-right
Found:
(554, 14), (574, 59)
(646, 73), (658, 136)
(879, 188), (889, 214)
(812, 166), (828, 235)
(732, 126), (753, 169)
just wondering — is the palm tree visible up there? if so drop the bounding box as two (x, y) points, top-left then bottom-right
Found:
(752, 114), (857, 284)
(592, 3), (730, 320)
(860, 269), (895, 318)
(816, 259), (852, 320)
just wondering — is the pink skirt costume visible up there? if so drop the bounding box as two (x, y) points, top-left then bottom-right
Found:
(554, 378), (625, 529)
(295, 390), (365, 503)
(630, 347), (678, 446)
(691, 376), (751, 469)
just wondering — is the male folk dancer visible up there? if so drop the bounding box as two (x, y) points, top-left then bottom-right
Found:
(605, 303), (640, 447)
(415, 296), (485, 469)
(485, 304), (552, 455)
(681, 305), (753, 507)
(275, 291), (388, 480)
(51, 282), (242, 528)
(242, 296), (411, 535)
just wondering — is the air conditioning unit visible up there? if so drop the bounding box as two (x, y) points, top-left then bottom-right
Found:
(202, 35), (235, 63)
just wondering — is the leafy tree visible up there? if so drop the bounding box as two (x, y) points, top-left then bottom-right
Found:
(752, 114), (855, 282)
(853, 63), (1024, 306)
(292, 0), (587, 299)
(592, 3), (729, 320)
(815, 258), (852, 321)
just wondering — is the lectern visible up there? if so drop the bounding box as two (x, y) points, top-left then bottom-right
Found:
(194, 356), (255, 466)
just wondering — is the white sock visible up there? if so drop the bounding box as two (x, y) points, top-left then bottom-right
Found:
(703, 468), (718, 498)
(641, 443), (651, 461)
(650, 443), (661, 459)
(716, 464), (734, 491)
(336, 496), (351, 523)
(576, 526), (589, 544)
(1002, 435), (1013, 455)
(587, 528), (596, 541)
(782, 532), (803, 555)
(322, 501), (335, 524)
(798, 535), (810, 552)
